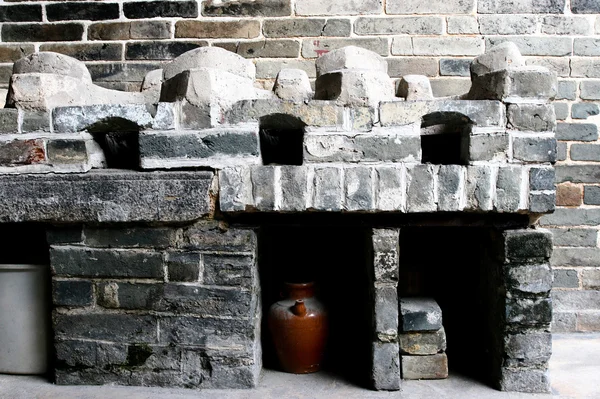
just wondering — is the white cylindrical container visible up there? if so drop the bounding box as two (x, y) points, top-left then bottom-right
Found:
(0, 264), (49, 374)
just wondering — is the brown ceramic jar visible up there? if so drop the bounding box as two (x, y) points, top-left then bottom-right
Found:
(268, 282), (328, 374)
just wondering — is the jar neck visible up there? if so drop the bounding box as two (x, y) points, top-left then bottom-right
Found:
(284, 282), (315, 300)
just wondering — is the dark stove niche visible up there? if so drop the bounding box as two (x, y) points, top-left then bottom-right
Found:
(420, 112), (471, 165)
(259, 114), (305, 166)
(258, 224), (372, 387)
(88, 118), (141, 170)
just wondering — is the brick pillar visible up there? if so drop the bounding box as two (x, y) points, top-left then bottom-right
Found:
(369, 228), (401, 391)
(495, 228), (553, 393)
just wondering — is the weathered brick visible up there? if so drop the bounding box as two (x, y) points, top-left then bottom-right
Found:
(0, 109), (18, 133)
(124, 1), (198, 18)
(2, 23), (83, 42)
(553, 268), (580, 288)
(529, 191), (555, 213)
(47, 140), (88, 165)
(0, 139), (45, 165)
(53, 280), (93, 307)
(571, 144), (600, 161)
(250, 166), (275, 210)
(88, 21), (171, 40)
(47, 2), (119, 21)
(571, 58), (600, 77)
(556, 183), (583, 206)
(47, 227), (83, 245)
(553, 311), (577, 332)
(554, 103), (569, 121)
(217, 39), (299, 58)
(486, 36), (572, 57)
(572, 103), (600, 119)
(553, 290), (600, 312)
(296, 0), (381, 16)
(0, 44), (34, 63)
(506, 264), (553, 294)
(301, 37), (388, 58)
(203, 0), (291, 17)
(401, 354), (448, 380)
(542, 16), (592, 35)
(504, 332), (552, 364)
(479, 15), (536, 35)
(507, 104), (556, 132)
(355, 17), (443, 35)
(525, 57), (570, 77)
(166, 252), (201, 283)
(572, 0), (600, 13)
(399, 329), (446, 355)
(263, 18), (325, 37)
(557, 141), (567, 160)
(468, 133), (509, 162)
(50, 247), (164, 279)
(0, 4), (42, 22)
(387, 0), (474, 14)
(322, 19), (352, 36)
(580, 80), (600, 100)
(439, 58), (471, 76)
(255, 59), (316, 79)
(503, 229), (553, 263)
(584, 185), (600, 204)
(371, 342), (400, 390)
(549, 228), (597, 247)
(388, 58), (438, 77)
(21, 111), (51, 133)
(552, 247), (600, 267)
(530, 167), (555, 191)
(39, 43), (122, 62)
(158, 316), (254, 347)
(479, 0), (566, 14)
(126, 41), (208, 60)
(87, 63), (163, 83)
(540, 208), (600, 226)
(344, 167), (374, 210)
(203, 254), (255, 287)
(505, 297), (552, 326)
(83, 227), (176, 249)
(373, 285), (398, 336)
(557, 80), (577, 100)
(176, 20), (260, 39)
(447, 16), (479, 34)
(406, 164), (436, 213)
(54, 313), (157, 342)
(413, 37), (483, 56)
(495, 166), (524, 212)
(578, 311), (600, 331)
(430, 78), (472, 97)
(556, 123), (598, 141)
(313, 166), (343, 211)
(179, 222), (256, 252)
(582, 269), (600, 289)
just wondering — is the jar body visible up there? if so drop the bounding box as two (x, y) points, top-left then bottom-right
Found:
(267, 282), (328, 374)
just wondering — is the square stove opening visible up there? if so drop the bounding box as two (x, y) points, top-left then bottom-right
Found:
(258, 224), (372, 386)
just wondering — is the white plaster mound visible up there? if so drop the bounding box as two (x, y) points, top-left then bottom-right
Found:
(273, 68), (313, 102)
(315, 46), (388, 77)
(397, 75), (434, 101)
(162, 46), (256, 81)
(471, 42), (526, 77)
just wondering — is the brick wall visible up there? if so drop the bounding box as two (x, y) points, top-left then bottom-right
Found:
(0, 0), (599, 332)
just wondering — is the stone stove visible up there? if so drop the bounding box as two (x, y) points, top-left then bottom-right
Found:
(0, 42), (556, 392)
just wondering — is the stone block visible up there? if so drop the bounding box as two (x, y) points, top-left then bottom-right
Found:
(437, 165), (464, 212)
(556, 183), (583, 207)
(140, 127), (260, 170)
(557, 123), (599, 141)
(372, 229), (400, 282)
(507, 104), (556, 132)
(572, 103), (600, 120)
(388, 57), (438, 76)
(512, 136), (557, 163)
(540, 208), (600, 227)
(53, 280), (93, 307)
(495, 166), (525, 213)
(573, 144), (600, 162)
(550, 228), (597, 247)
(526, 57), (570, 78)
(467, 133), (509, 162)
(344, 167), (374, 211)
(54, 313), (157, 343)
(401, 354), (448, 380)
(506, 264), (553, 294)
(166, 252), (201, 283)
(158, 316), (255, 348)
(47, 140), (88, 165)
(447, 16), (479, 34)
(399, 298), (442, 332)
(584, 186), (600, 204)
(397, 75), (433, 100)
(0, 109), (18, 133)
(556, 165), (600, 184)
(315, 69), (393, 107)
(582, 269), (600, 289)
(355, 17), (443, 35)
(375, 166), (405, 212)
(124, 1), (198, 18)
(572, 0), (600, 13)
(439, 58), (471, 77)
(502, 229), (553, 263)
(47, 228), (83, 245)
(553, 290), (600, 312)
(557, 80), (577, 100)
(387, 0), (474, 14)
(175, 20), (260, 39)
(279, 166), (308, 212)
(203, 254), (255, 287)
(465, 165), (494, 211)
(51, 247), (164, 279)
(571, 58), (600, 78)
(553, 268), (580, 288)
(413, 37), (483, 56)
(486, 36), (572, 57)
(219, 166), (253, 212)
(479, 15), (536, 35)
(83, 227), (176, 249)
(469, 67), (557, 103)
(505, 297), (552, 326)
(55, 340), (127, 369)
(529, 167), (555, 191)
(552, 311), (577, 332)
(529, 192), (556, 214)
(21, 111), (51, 133)
(580, 80), (600, 100)
(557, 142), (567, 160)
(251, 166), (276, 211)
(296, 0), (381, 16)
(371, 342), (401, 391)
(312, 166), (343, 211)
(406, 165), (436, 213)
(399, 328), (446, 355)
(577, 311), (600, 332)
(0, 139), (45, 166)
(179, 221), (256, 252)
(499, 368), (550, 393)
(470, 42), (525, 77)
(273, 68), (312, 102)
(552, 247), (600, 267)
(431, 78), (472, 97)
(256, 59), (316, 79)
(374, 285), (399, 338)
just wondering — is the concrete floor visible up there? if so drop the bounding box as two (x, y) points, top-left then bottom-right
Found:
(0, 334), (598, 399)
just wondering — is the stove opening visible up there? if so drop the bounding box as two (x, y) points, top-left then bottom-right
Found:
(259, 114), (305, 166)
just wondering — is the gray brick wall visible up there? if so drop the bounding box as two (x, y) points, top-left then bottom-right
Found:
(0, 0), (599, 332)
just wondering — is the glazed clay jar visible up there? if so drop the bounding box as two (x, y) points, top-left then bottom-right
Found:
(268, 282), (328, 374)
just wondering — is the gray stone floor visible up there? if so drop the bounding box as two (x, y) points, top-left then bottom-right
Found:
(0, 334), (598, 399)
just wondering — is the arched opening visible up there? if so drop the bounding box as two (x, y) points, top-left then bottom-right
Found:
(87, 118), (141, 169)
(420, 112), (472, 165)
(259, 114), (305, 166)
